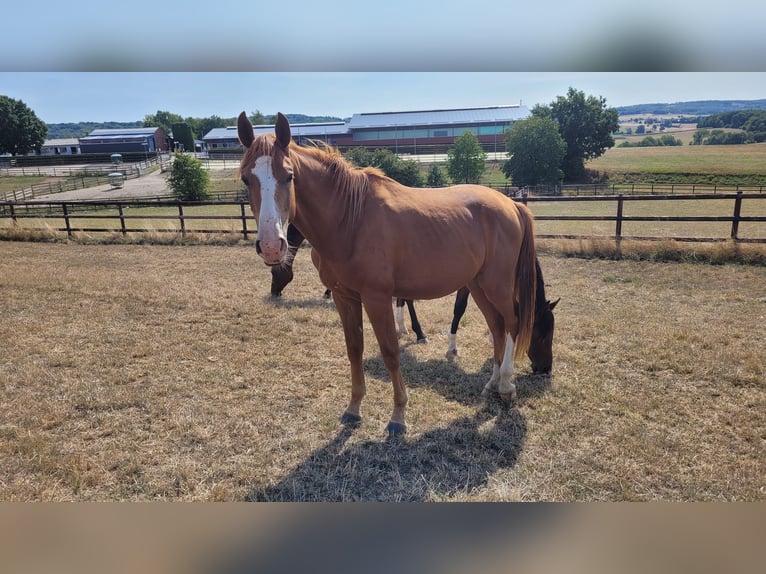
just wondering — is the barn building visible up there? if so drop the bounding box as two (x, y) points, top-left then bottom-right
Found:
(40, 138), (81, 156)
(78, 127), (170, 154)
(203, 121), (349, 151)
(202, 105), (530, 155)
(344, 105), (529, 154)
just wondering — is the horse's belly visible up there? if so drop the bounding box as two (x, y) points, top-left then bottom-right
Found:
(392, 256), (480, 300)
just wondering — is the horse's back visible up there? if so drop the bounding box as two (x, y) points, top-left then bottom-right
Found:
(350, 180), (528, 299)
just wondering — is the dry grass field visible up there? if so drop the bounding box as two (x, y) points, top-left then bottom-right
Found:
(0, 241), (763, 501)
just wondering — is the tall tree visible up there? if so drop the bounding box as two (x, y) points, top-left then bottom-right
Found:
(249, 110), (266, 125)
(0, 95), (48, 155)
(446, 130), (487, 184)
(533, 87), (619, 182)
(503, 116), (566, 186)
(171, 122), (195, 152)
(426, 164), (448, 187)
(143, 110), (184, 134)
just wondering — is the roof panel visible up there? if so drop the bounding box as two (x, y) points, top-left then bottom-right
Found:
(347, 106), (529, 129)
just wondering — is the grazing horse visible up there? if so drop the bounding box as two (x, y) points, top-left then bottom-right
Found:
(445, 260), (559, 373)
(239, 112), (549, 436)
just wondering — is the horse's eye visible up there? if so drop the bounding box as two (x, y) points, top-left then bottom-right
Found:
(241, 175), (249, 185)
(285, 173), (293, 183)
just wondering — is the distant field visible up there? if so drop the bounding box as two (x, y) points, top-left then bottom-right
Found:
(587, 143), (766, 177)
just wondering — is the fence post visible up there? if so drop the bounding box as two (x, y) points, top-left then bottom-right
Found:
(62, 203), (72, 237)
(178, 203), (186, 236)
(730, 191), (743, 241)
(9, 203), (16, 225)
(240, 203), (250, 240)
(118, 204), (127, 236)
(615, 194), (624, 239)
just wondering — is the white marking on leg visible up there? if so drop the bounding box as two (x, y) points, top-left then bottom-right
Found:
(447, 333), (458, 354)
(482, 362), (500, 396)
(445, 332), (458, 361)
(497, 334), (516, 397)
(395, 305), (407, 336)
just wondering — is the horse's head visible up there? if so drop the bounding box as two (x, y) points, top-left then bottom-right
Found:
(238, 111), (296, 265)
(527, 297), (559, 374)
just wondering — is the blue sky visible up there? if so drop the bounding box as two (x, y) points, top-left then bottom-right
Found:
(2, 72), (765, 124)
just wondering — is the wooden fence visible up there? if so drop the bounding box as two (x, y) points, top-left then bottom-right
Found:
(1, 192), (765, 244)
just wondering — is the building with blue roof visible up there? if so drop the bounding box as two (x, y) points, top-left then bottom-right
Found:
(79, 127), (169, 154)
(202, 105), (530, 155)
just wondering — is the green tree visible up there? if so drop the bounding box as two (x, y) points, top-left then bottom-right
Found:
(249, 110), (266, 125)
(446, 130), (487, 184)
(143, 110), (184, 134)
(426, 164), (448, 187)
(171, 122), (195, 152)
(502, 116), (566, 186)
(344, 147), (424, 187)
(533, 87), (619, 182)
(168, 153), (210, 201)
(0, 95), (48, 156)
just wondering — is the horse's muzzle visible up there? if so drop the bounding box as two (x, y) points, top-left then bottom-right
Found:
(255, 237), (288, 265)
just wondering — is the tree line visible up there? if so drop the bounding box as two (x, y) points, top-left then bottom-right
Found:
(695, 110), (766, 143)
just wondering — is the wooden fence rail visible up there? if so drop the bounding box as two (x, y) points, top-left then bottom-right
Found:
(1, 192), (765, 244)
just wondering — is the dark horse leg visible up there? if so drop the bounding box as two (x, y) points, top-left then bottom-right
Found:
(445, 287), (471, 360)
(394, 298), (427, 343)
(270, 223), (305, 297)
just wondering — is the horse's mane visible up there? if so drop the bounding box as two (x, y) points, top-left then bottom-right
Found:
(296, 140), (386, 230)
(242, 135), (386, 231)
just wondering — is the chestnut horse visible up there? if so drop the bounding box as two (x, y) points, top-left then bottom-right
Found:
(270, 223), (426, 341)
(239, 112), (546, 436)
(270, 225), (559, 358)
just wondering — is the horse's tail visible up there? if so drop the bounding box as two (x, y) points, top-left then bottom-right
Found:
(513, 202), (537, 363)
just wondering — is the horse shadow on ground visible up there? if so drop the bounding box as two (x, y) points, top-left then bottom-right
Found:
(247, 345), (552, 502)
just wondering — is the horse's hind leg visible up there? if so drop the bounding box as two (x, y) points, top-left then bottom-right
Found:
(466, 286), (505, 393)
(468, 284), (517, 400)
(446, 287), (470, 360)
(332, 288), (366, 426)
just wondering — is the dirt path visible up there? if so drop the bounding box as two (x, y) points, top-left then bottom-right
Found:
(32, 168), (170, 202)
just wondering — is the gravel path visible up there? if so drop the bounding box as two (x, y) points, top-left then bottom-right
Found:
(32, 168), (171, 202)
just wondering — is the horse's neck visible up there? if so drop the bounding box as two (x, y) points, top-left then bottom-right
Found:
(291, 152), (355, 260)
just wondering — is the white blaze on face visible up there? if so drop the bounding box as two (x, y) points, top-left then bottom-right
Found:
(251, 155), (284, 243)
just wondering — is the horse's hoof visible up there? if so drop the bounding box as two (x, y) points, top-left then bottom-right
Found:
(270, 292), (282, 298)
(499, 390), (517, 403)
(340, 412), (361, 426)
(445, 349), (458, 361)
(416, 336), (428, 344)
(386, 421), (407, 437)
(480, 387), (491, 398)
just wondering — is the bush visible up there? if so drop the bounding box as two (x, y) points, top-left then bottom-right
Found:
(168, 153), (210, 201)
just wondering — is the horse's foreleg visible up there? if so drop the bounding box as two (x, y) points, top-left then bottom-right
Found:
(333, 290), (366, 426)
(364, 296), (408, 436)
(446, 287), (470, 360)
(394, 298), (409, 337)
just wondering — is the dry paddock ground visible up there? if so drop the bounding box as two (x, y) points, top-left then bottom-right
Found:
(0, 241), (764, 501)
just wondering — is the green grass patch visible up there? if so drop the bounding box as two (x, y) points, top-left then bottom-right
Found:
(586, 143), (766, 184)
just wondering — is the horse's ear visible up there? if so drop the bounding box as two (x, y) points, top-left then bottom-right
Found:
(548, 298), (561, 311)
(237, 112), (254, 148)
(275, 112), (291, 149)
